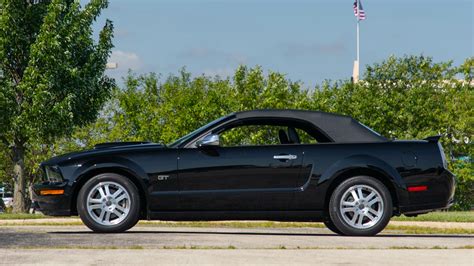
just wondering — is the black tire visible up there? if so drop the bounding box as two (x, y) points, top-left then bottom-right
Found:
(328, 176), (392, 236)
(324, 220), (343, 235)
(77, 173), (140, 233)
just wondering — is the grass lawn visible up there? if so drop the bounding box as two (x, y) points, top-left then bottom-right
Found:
(392, 211), (474, 223)
(1, 212), (473, 235)
(1, 220), (472, 235)
(0, 213), (47, 219)
(1, 211), (473, 222)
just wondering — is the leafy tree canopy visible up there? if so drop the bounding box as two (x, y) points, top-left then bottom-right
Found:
(0, 0), (114, 212)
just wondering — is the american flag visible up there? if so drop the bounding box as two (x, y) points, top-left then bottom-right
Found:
(353, 0), (366, 20)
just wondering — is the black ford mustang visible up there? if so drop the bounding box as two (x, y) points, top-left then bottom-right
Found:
(33, 110), (455, 235)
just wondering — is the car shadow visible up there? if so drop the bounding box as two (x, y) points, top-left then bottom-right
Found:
(48, 230), (474, 238)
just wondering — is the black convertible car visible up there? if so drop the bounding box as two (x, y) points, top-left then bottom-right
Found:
(33, 110), (455, 236)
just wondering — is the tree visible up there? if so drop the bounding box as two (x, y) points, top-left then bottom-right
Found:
(0, 0), (114, 212)
(73, 66), (310, 146)
(311, 55), (473, 209)
(311, 55), (472, 154)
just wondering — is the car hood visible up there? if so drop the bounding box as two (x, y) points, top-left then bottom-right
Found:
(41, 141), (165, 166)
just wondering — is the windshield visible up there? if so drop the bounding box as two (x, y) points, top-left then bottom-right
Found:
(168, 115), (231, 148)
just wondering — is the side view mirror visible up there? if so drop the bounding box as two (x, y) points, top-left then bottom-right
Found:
(197, 134), (220, 147)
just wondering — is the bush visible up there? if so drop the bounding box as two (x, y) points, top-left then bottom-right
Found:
(450, 160), (474, 210)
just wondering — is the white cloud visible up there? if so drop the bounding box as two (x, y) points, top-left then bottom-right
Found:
(108, 50), (143, 71)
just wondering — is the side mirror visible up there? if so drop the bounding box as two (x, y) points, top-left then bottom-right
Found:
(197, 134), (220, 148)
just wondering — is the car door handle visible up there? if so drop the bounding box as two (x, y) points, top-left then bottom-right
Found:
(273, 154), (298, 160)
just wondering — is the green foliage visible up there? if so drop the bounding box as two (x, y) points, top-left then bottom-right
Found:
(0, 150), (12, 187)
(450, 160), (473, 210)
(66, 66), (310, 148)
(0, 0), (114, 143)
(0, 0), (114, 211)
(312, 56), (472, 144)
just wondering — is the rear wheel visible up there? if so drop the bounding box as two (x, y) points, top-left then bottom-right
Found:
(328, 176), (392, 236)
(77, 173), (140, 233)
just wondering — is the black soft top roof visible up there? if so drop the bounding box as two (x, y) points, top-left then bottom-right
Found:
(233, 109), (387, 143)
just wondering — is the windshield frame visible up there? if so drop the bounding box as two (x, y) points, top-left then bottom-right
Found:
(357, 122), (385, 138)
(167, 115), (233, 148)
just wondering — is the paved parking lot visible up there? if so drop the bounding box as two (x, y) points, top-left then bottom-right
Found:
(0, 225), (473, 265)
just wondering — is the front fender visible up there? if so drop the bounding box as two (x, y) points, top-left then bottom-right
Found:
(70, 156), (150, 206)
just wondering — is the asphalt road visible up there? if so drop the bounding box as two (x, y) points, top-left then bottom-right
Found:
(0, 225), (473, 265)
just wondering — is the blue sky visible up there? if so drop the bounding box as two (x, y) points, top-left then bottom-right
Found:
(92, 0), (473, 86)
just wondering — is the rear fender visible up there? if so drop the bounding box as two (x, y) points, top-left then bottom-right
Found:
(318, 155), (408, 207)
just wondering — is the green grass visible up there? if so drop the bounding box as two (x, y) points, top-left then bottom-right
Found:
(392, 211), (474, 223)
(2, 220), (472, 235)
(385, 225), (473, 235)
(1, 211), (473, 235)
(2, 211), (472, 222)
(138, 221), (327, 228)
(0, 211), (474, 222)
(139, 221), (474, 235)
(0, 213), (48, 220)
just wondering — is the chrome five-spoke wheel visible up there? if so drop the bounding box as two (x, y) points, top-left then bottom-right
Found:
(86, 182), (131, 226)
(328, 176), (392, 236)
(78, 173), (140, 233)
(339, 184), (384, 229)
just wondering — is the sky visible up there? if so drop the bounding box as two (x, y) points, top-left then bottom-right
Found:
(91, 0), (473, 87)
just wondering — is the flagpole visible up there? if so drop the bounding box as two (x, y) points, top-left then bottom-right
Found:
(356, 0), (360, 80)
(352, 0), (362, 83)
(357, 11), (360, 63)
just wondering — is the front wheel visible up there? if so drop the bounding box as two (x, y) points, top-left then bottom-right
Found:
(328, 176), (392, 236)
(77, 173), (140, 233)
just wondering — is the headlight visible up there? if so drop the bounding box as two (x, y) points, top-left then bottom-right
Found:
(45, 166), (63, 182)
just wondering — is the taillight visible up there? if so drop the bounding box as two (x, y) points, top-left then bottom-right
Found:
(407, 186), (428, 192)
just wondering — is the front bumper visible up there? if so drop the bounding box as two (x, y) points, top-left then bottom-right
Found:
(32, 182), (72, 216)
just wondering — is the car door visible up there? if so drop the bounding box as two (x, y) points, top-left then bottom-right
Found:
(177, 144), (305, 210)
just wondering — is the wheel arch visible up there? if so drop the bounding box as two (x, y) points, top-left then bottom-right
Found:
(320, 155), (406, 216)
(323, 168), (400, 215)
(70, 164), (149, 219)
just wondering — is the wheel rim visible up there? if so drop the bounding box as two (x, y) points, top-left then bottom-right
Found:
(339, 184), (384, 229)
(86, 181), (131, 226)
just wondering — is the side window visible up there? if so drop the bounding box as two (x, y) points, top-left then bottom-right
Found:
(220, 125), (283, 147)
(219, 124), (318, 147)
(295, 128), (318, 144)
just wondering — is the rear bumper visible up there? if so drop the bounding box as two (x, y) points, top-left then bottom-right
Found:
(399, 168), (455, 215)
(32, 182), (72, 216)
(399, 198), (454, 215)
